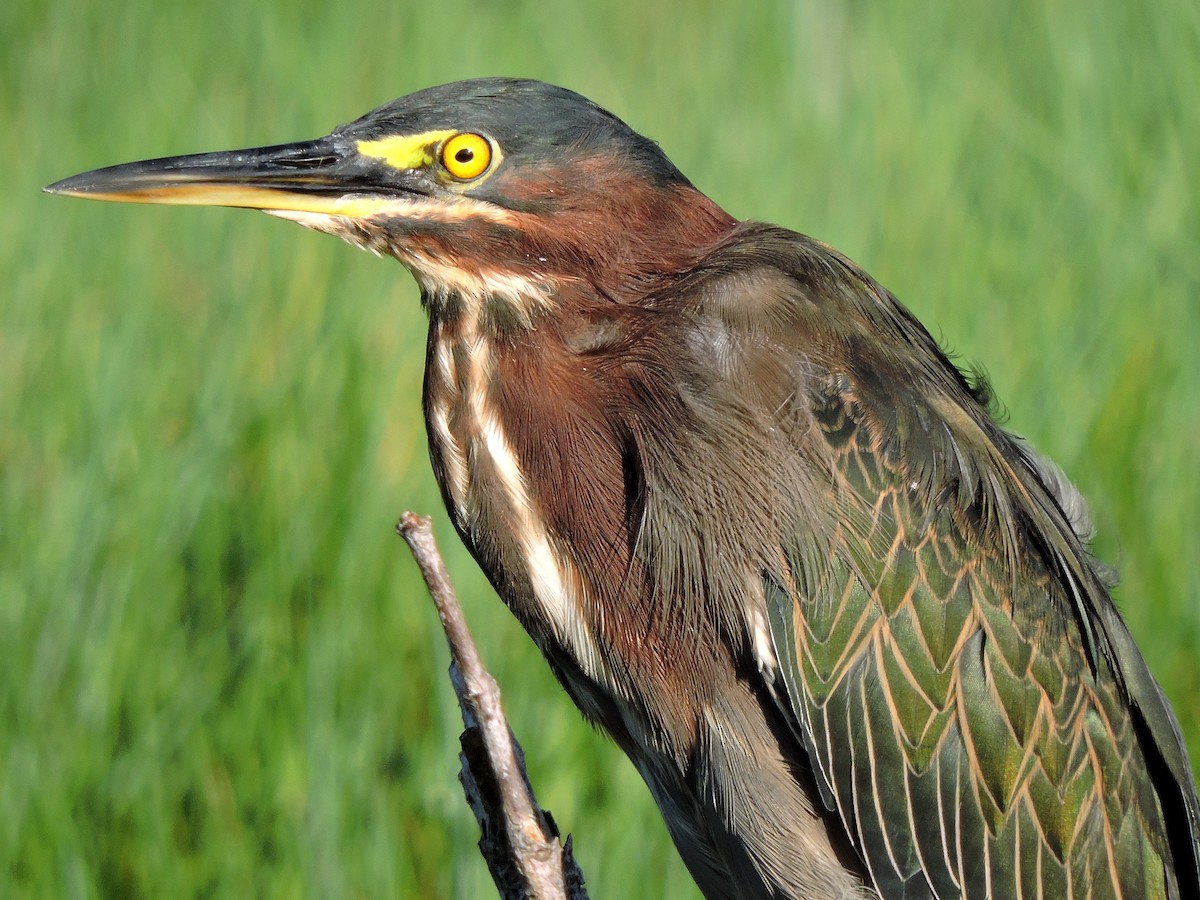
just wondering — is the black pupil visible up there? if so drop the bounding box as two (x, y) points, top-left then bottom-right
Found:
(455, 147), (474, 163)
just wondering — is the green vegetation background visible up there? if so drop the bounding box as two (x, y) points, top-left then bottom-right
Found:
(3, 1), (1197, 896)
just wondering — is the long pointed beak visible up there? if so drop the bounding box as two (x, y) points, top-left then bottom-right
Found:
(44, 137), (407, 219)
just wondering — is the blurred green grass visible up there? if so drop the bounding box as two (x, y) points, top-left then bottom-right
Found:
(3, 0), (1197, 896)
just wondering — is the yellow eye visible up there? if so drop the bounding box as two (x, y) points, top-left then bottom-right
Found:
(440, 133), (493, 180)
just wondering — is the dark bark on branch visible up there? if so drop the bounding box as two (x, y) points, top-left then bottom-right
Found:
(397, 512), (589, 900)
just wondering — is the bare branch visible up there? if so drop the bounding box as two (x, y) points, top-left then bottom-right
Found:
(397, 512), (588, 899)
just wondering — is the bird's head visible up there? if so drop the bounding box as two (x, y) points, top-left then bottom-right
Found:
(47, 78), (736, 320)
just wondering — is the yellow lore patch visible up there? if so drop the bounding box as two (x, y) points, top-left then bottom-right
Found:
(355, 130), (457, 170)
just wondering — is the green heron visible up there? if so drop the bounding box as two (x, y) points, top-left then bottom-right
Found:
(47, 78), (1200, 899)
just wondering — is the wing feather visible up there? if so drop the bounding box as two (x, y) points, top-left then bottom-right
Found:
(683, 228), (1200, 897)
(673, 226), (1198, 897)
(766, 367), (1188, 898)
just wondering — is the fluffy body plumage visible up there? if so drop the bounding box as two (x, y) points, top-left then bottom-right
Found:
(48, 78), (1200, 899)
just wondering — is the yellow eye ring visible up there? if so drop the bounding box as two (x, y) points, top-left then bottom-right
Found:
(440, 133), (493, 181)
